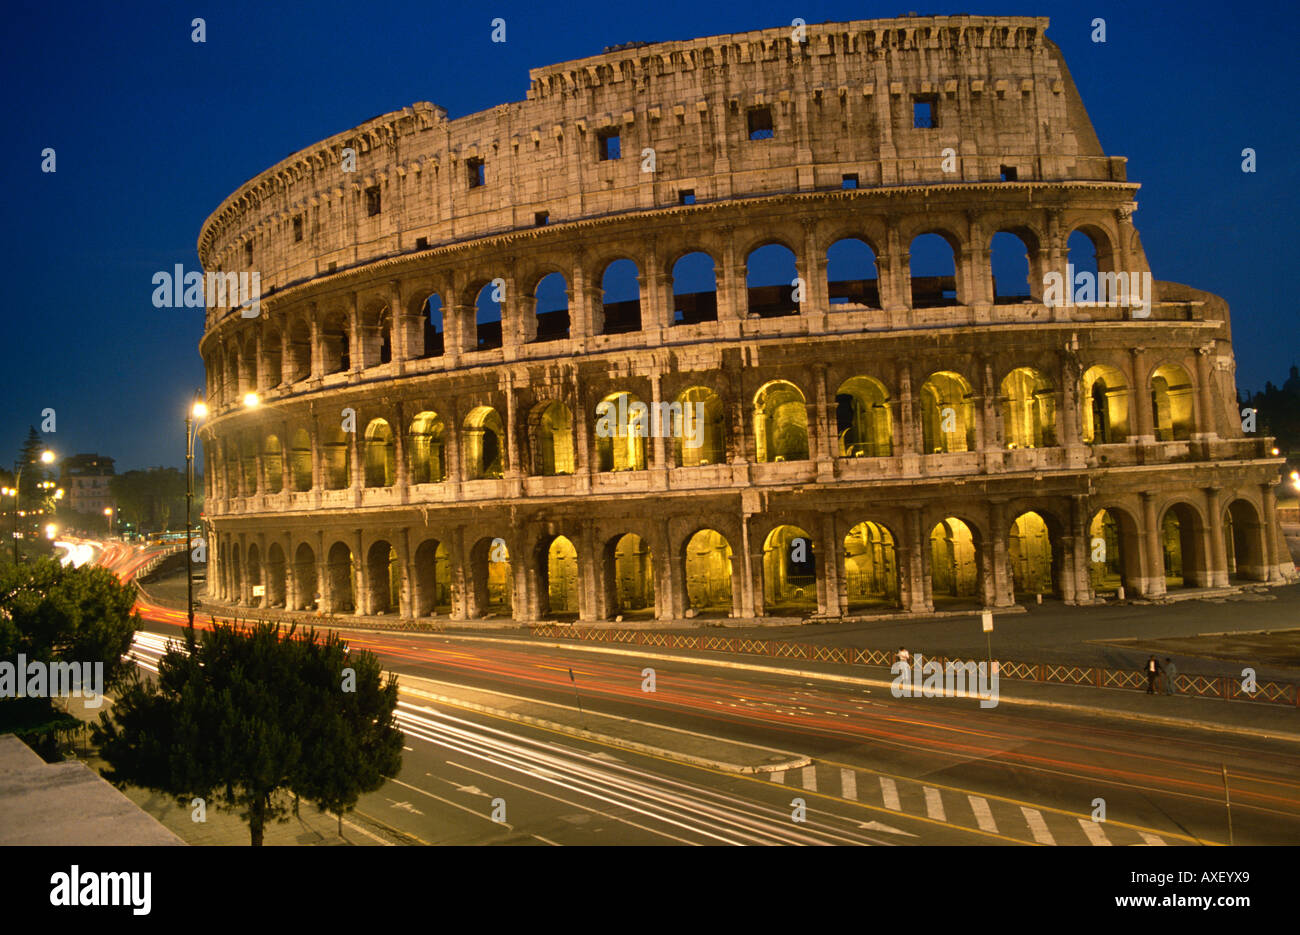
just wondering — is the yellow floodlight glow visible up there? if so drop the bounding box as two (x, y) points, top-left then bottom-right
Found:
(242, 393), (260, 409)
(192, 401), (209, 419)
(39, 450), (54, 464)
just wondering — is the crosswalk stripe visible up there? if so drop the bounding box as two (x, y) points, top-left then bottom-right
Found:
(1021, 807), (1055, 845)
(923, 786), (946, 822)
(1078, 818), (1112, 845)
(840, 769), (857, 801)
(769, 770), (785, 784)
(880, 777), (901, 811)
(1137, 832), (1167, 846)
(968, 796), (998, 833)
(802, 766), (818, 792)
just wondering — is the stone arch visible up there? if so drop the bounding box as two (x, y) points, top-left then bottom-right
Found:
(600, 258), (641, 334)
(265, 542), (287, 608)
(604, 532), (654, 617)
(1160, 500), (1208, 589)
(1008, 510), (1062, 598)
(1000, 367), (1057, 449)
(836, 376), (892, 457)
(1066, 223), (1116, 280)
(463, 406), (505, 479)
(292, 542), (317, 610)
(472, 280), (503, 351)
(753, 379), (809, 463)
(413, 538), (452, 616)
(408, 410), (446, 484)
(928, 517), (982, 602)
(909, 232), (960, 308)
(469, 536), (512, 617)
(673, 386), (725, 467)
(262, 434), (284, 493)
(246, 542), (263, 606)
(538, 534), (580, 616)
(1150, 363), (1194, 441)
(1089, 507), (1141, 594)
(990, 228), (1039, 303)
(290, 428), (312, 491)
(595, 391), (648, 472)
(843, 520), (900, 608)
(239, 433), (259, 494)
(532, 271), (570, 342)
(326, 541), (355, 613)
(826, 237), (880, 308)
(262, 325), (283, 387)
(531, 400), (575, 476)
(238, 333), (257, 392)
(363, 418), (396, 487)
(1082, 363), (1130, 443)
(762, 523), (817, 615)
(745, 242), (800, 318)
(322, 424), (350, 489)
(919, 371), (977, 453)
(365, 539), (400, 614)
(227, 541), (242, 603)
(320, 308), (350, 374)
(671, 250), (718, 325)
(1224, 498), (1267, 581)
(286, 317), (311, 381)
(419, 292), (444, 358)
(358, 300), (393, 368)
(682, 528), (733, 617)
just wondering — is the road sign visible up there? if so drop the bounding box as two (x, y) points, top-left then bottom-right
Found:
(981, 610), (993, 633)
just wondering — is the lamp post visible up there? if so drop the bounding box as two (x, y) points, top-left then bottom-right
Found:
(10, 449), (54, 564)
(103, 506), (114, 537)
(187, 393), (209, 628)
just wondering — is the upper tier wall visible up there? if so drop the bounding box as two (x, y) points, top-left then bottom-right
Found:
(198, 14), (1116, 307)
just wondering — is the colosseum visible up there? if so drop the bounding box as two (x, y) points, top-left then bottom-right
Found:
(196, 14), (1294, 625)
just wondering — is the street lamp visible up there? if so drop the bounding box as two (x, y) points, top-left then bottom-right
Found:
(187, 393), (209, 628)
(11, 448), (54, 564)
(103, 506), (114, 537)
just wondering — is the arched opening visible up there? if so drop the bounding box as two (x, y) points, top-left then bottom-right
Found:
(408, 411), (446, 484)
(365, 540), (400, 614)
(533, 272), (570, 342)
(238, 334), (257, 392)
(363, 419), (396, 487)
(1150, 364), (1194, 441)
(762, 524), (817, 615)
(929, 517), (980, 602)
(474, 281), (503, 351)
(463, 406), (504, 479)
(542, 535), (580, 616)
(753, 380), (808, 463)
(1001, 367), (1057, 449)
(224, 345), (239, 403)
(326, 541), (355, 612)
(909, 233), (958, 308)
(360, 302), (393, 367)
(605, 533), (654, 617)
(290, 428), (312, 491)
(1088, 508), (1139, 594)
(595, 392), (648, 472)
(240, 435), (258, 494)
(843, 521), (899, 609)
(600, 259), (641, 334)
(1225, 499), (1267, 581)
(990, 230), (1035, 303)
(535, 401), (575, 476)
(413, 539), (451, 616)
(321, 311), (350, 373)
(1066, 228), (1111, 285)
(322, 425), (350, 489)
(1008, 511), (1058, 598)
(826, 237), (879, 308)
(265, 543), (286, 608)
(286, 319), (311, 381)
(745, 243), (800, 318)
(919, 371), (976, 453)
(836, 376), (892, 457)
(246, 544), (263, 607)
(263, 327), (283, 387)
(470, 537), (512, 617)
(292, 542), (317, 611)
(1082, 364), (1130, 443)
(683, 529), (733, 616)
(263, 434), (283, 494)
(420, 293), (444, 358)
(1161, 502), (1206, 589)
(673, 386), (725, 467)
(227, 542), (242, 603)
(671, 251), (717, 325)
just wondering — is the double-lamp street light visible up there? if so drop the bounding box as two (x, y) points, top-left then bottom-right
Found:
(187, 393), (209, 627)
(7, 449), (55, 564)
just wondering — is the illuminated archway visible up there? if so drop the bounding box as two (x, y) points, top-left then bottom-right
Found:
(683, 529), (733, 616)
(469, 537), (512, 617)
(606, 533), (654, 616)
(1081, 364), (1130, 444)
(408, 411), (446, 484)
(1001, 368), (1056, 449)
(843, 521), (899, 608)
(535, 400), (575, 476)
(1008, 511), (1057, 597)
(596, 392), (647, 471)
(762, 524), (817, 615)
(1151, 364), (1193, 441)
(365, 541), (400, 614)
(929, 518), (979, 600)
(1088, 508), (1140, 594)
(292, 542), (317, 611)
(463, 406), (505, 479)
(919, 372), (976, 453)
(673, 386), (725, 467)
(753, 381), (808, 463)
(413, 539), (451, 616)
(289, 428), (312, 491)
(543, 535), (580, 616)
(363, 419), (396, 487)
(326, 541), (355, 613)
(1225, 499), (1267, 581)
(836, 376), (892, 457)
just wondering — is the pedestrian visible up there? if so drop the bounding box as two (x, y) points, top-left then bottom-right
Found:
(1164, 657), (1178, 695)
(897, 646), (911, 666)
(1145, 655), (1160, 694)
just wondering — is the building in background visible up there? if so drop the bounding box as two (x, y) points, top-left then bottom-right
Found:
(61, 454), (116, 518)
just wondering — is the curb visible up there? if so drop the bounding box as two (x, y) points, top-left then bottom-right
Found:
(395, 675), (811, 775)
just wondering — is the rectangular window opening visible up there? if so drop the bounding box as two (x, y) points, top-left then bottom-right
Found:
(534, 211), (550, 226)
(467, 157), (486, 188)
(365, 185), (381, 216)
(841, 173), (859, 190)
(747, 106), (774, 140)
(912, 96), (937, 129)
(293, 215), (303, 242)
(415, 236), (429, 250)
(1000, 165), (1018, 182)
(597, 130), (621, 161)
(679, 189), (695, 205)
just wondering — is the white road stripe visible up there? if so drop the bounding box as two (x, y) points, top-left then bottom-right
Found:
(1021, 807), (1055, 845)
(923, 786), (946, 822)
(968, 796), (998, 833)
(802, 766), (818, 792)
(840, 769), (857, 801)
(1138, 832), (1167, 846)
(880, 777), (901, 811)
(769, 770), (786, 784)
(1078, 818), (1112, 845)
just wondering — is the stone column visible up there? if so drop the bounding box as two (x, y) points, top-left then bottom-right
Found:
(1130, 346), (1153, 442)
(1140, 492), (1165, 597)
(987, 500), (1015, 607)
(800, 219), (828, 317)
(577, 520), (598, 622)
(1069, 494), (1093, 604)
(656, 517), (684, 620)
(1193, 344), (1217, 438)
(716, 226), (744, 325)
(1261, 483), (1282, 581)
(448, 525), (469, 621)
(819, 513), (846, 617)
(1205, 487), (1228, 587)
(738, 512), (756, 618)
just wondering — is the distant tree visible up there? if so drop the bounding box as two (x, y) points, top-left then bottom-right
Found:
(1243, 364), (1300, 457)
(110, 467), (188, 533)
(0, 560), (140, 758)
(93, 622), (403, 845)
(16, 426), (51, 510)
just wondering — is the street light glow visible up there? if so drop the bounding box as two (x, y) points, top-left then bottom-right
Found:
(104, 507), (113, 516)
(193, 401), (209, 419)
(243, 392), (260, 408)
(44, 523), (56, 539)
(39, 450), (54, 464)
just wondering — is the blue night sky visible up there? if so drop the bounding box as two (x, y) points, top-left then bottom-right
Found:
(0, 0), (1295, 470)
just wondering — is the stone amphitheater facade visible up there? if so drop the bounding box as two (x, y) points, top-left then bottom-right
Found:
(196, 14), (1293, 624)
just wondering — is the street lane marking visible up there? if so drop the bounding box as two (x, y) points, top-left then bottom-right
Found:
(1078, 818), (1111, 845)
(802, 766), (818, 792)
(880, 777), (901, 811)
(968, 796), (998, 833)
(1138, 831), (1166, 846)
(923, 786), (946, 822)
(1021, 807), (1055, 845)
(840, 769), (857, 801)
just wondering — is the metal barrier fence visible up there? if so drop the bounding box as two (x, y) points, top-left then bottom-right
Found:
(530, 625), (1300, 707)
